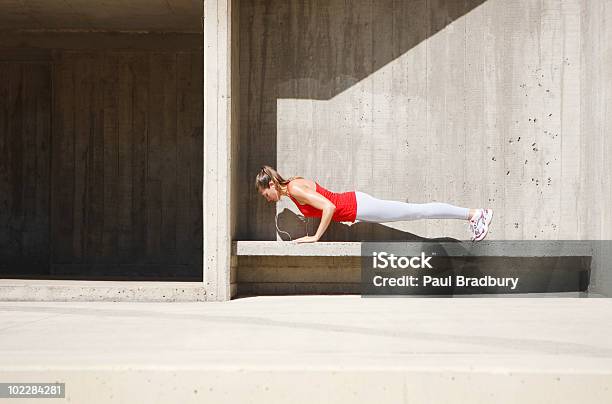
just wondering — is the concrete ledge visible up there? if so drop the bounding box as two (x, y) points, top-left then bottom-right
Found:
(233, 241), (595, 257)
(0, 279), (207, 302)
(234, 241), (361, 256)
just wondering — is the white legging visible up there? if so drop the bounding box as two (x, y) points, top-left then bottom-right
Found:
(354, 191), (470, 223)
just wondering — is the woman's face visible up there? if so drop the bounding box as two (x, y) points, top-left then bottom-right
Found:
(259, 182), (280, 203)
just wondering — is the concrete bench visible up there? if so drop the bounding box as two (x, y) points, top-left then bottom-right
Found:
(233, 240), (594, 257)
(231, 241), (594, 296)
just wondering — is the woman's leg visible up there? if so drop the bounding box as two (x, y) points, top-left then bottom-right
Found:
(355, 191), (471, 223)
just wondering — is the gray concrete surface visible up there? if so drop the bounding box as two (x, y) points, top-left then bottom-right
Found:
(0, 0), (202, 32)
(204, 0), (234, 301)
(1, 0), (610, 303)
(233, 241), (595, 296)
(238, 0), (604, 242)
(234, 240), (596, 257)
(581, 0), (612, 295)
(0, 280), (207, 302)
(235, 0), (612, 299)
(1, 296), (612, 403)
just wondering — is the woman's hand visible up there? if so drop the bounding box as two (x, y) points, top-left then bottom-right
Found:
(293, 235), (320, 243)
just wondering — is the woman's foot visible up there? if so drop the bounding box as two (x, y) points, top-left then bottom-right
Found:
(469, 210), (483, 241)
(469, 208), (493, 241)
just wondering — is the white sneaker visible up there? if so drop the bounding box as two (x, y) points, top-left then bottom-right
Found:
(469, 209), (484, 241)
(471, 208), (493, 241)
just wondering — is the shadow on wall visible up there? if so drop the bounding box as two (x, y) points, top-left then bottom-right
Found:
(276, 208), (461, 242)
(239, 0), (488, 240)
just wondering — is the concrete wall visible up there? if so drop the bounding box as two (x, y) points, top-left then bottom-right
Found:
(235, 0), (612, 295)
(0, 33), (204, 281)
(203, 0), (237, 300)
(238, 0), (585, 241)
(581, 0), (612, 295)
(0, 61), (51, 274)
(0, 0), (202, 32)
(230, 1), (241, 298)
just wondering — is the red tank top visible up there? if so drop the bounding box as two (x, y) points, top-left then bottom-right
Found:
(287, 181), (357, 223)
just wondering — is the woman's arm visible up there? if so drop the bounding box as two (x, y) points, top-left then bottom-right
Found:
(288, 183), (336, 242)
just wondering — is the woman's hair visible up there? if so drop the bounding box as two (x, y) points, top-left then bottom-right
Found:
(256, 166), (309, 241)
(255, 165), (303, 191)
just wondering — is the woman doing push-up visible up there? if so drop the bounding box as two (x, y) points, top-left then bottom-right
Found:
(255, 165), (493, 243)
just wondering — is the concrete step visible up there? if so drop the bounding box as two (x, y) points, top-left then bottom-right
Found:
(233, 241), (593, 296)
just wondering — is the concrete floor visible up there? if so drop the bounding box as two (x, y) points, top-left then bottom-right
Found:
(1, 296), (612, 403)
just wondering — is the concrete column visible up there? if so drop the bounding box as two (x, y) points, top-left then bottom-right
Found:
(203, 0), (232, 301)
